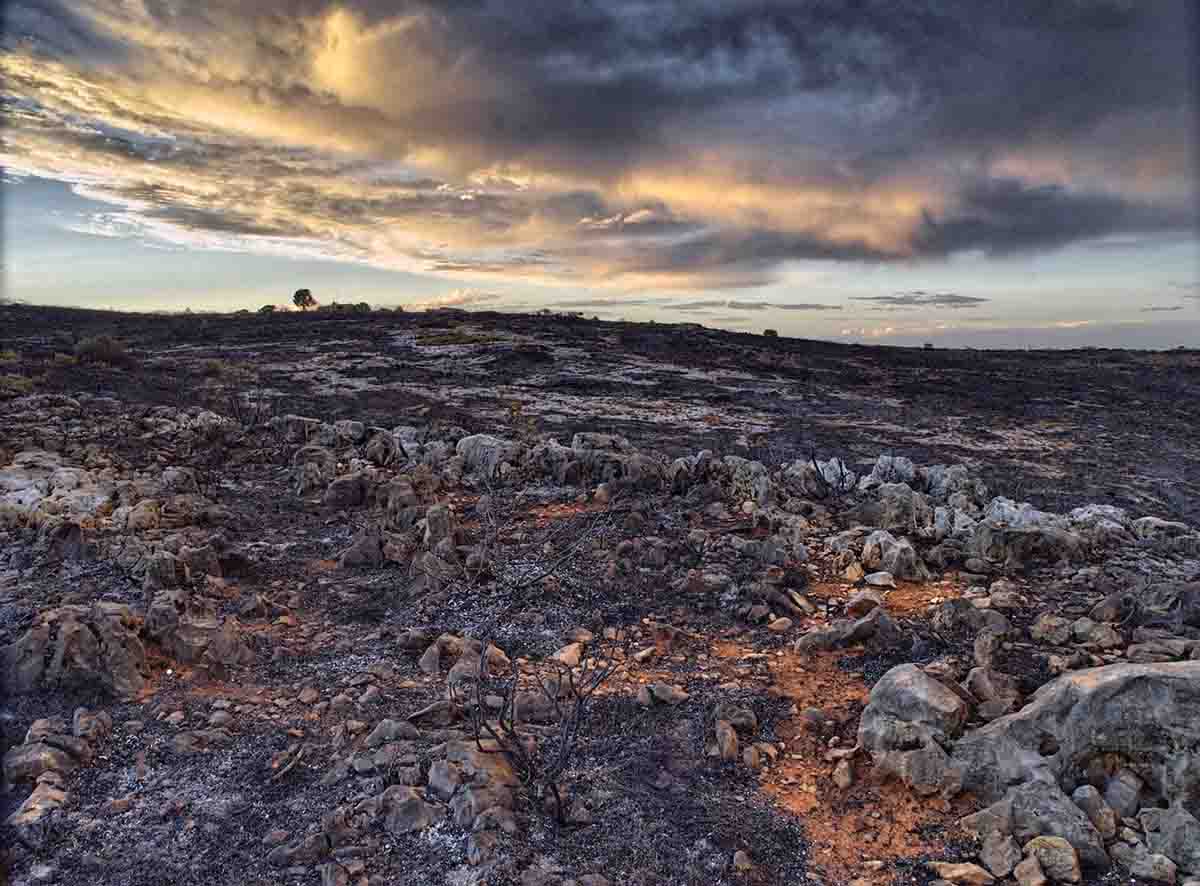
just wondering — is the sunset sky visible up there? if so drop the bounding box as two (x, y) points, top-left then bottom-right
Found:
(3, 1), (1198, 347)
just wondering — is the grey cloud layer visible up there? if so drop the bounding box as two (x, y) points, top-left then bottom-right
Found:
(851, 292), (989, 310)
(670, 299), (843, 314)
(2, 0), (1196, 288)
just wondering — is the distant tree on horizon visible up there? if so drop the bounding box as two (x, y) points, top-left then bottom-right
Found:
(293, 289), (316, 311)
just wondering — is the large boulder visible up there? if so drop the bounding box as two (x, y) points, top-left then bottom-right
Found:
(1144, 804), (1200, 875)
(933, 505), (977, 542)
(1132, 516), (1193, 542)
(364, 430), (402, 466)
(144, 591), (254, 671)
(324, 472), (369, 509)
(293, 445), (337, 494)
(952, 661), (1200, 804)
(423, 503), (458, 548)
(528, 440), (578, 485)
(858, 664), (969, 795)
(1067, 505), (1132, 549)
(570, 432), (632, 453)
(384, 477), (423, 530)
(860, 664), (969, 754)
(1007, 781), (1107, 871)
(620, 453), (666, 491)
(571, 435), (640, 486)
(794, 606), (904, 655)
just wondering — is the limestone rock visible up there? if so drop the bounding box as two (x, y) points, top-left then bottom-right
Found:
(859, 455), (917, 491)
(859, 664), (968, 753)
(794, 606), (904, 655)
(380, 785), (442, 834)
(875, 482), (934, 534)
(324, 473), (369, 509)
(1103, 767), (1145, 819)
(365, 719), (420, 747)
(859, 664), (968, 795)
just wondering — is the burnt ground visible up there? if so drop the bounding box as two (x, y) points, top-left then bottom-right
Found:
(1, 304), (1198, 886)
(3, 303), (1197, 525)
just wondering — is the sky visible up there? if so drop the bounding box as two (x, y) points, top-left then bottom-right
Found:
(2, 1), (1199, 348)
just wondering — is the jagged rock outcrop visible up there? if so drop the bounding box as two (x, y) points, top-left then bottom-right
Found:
(861, 529), (929, 580)
(2, 604), (146, 697)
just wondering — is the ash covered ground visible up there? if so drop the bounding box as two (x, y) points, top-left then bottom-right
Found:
(2, 305), (1199, 886)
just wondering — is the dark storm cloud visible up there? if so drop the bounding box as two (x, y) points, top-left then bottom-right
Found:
(3, 0), (129, 60)
(911, 178), (1194, 257)
(408, 1), (1190, 166)
(481, 2), (1181, 177)
(851, 292), (989, 310)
